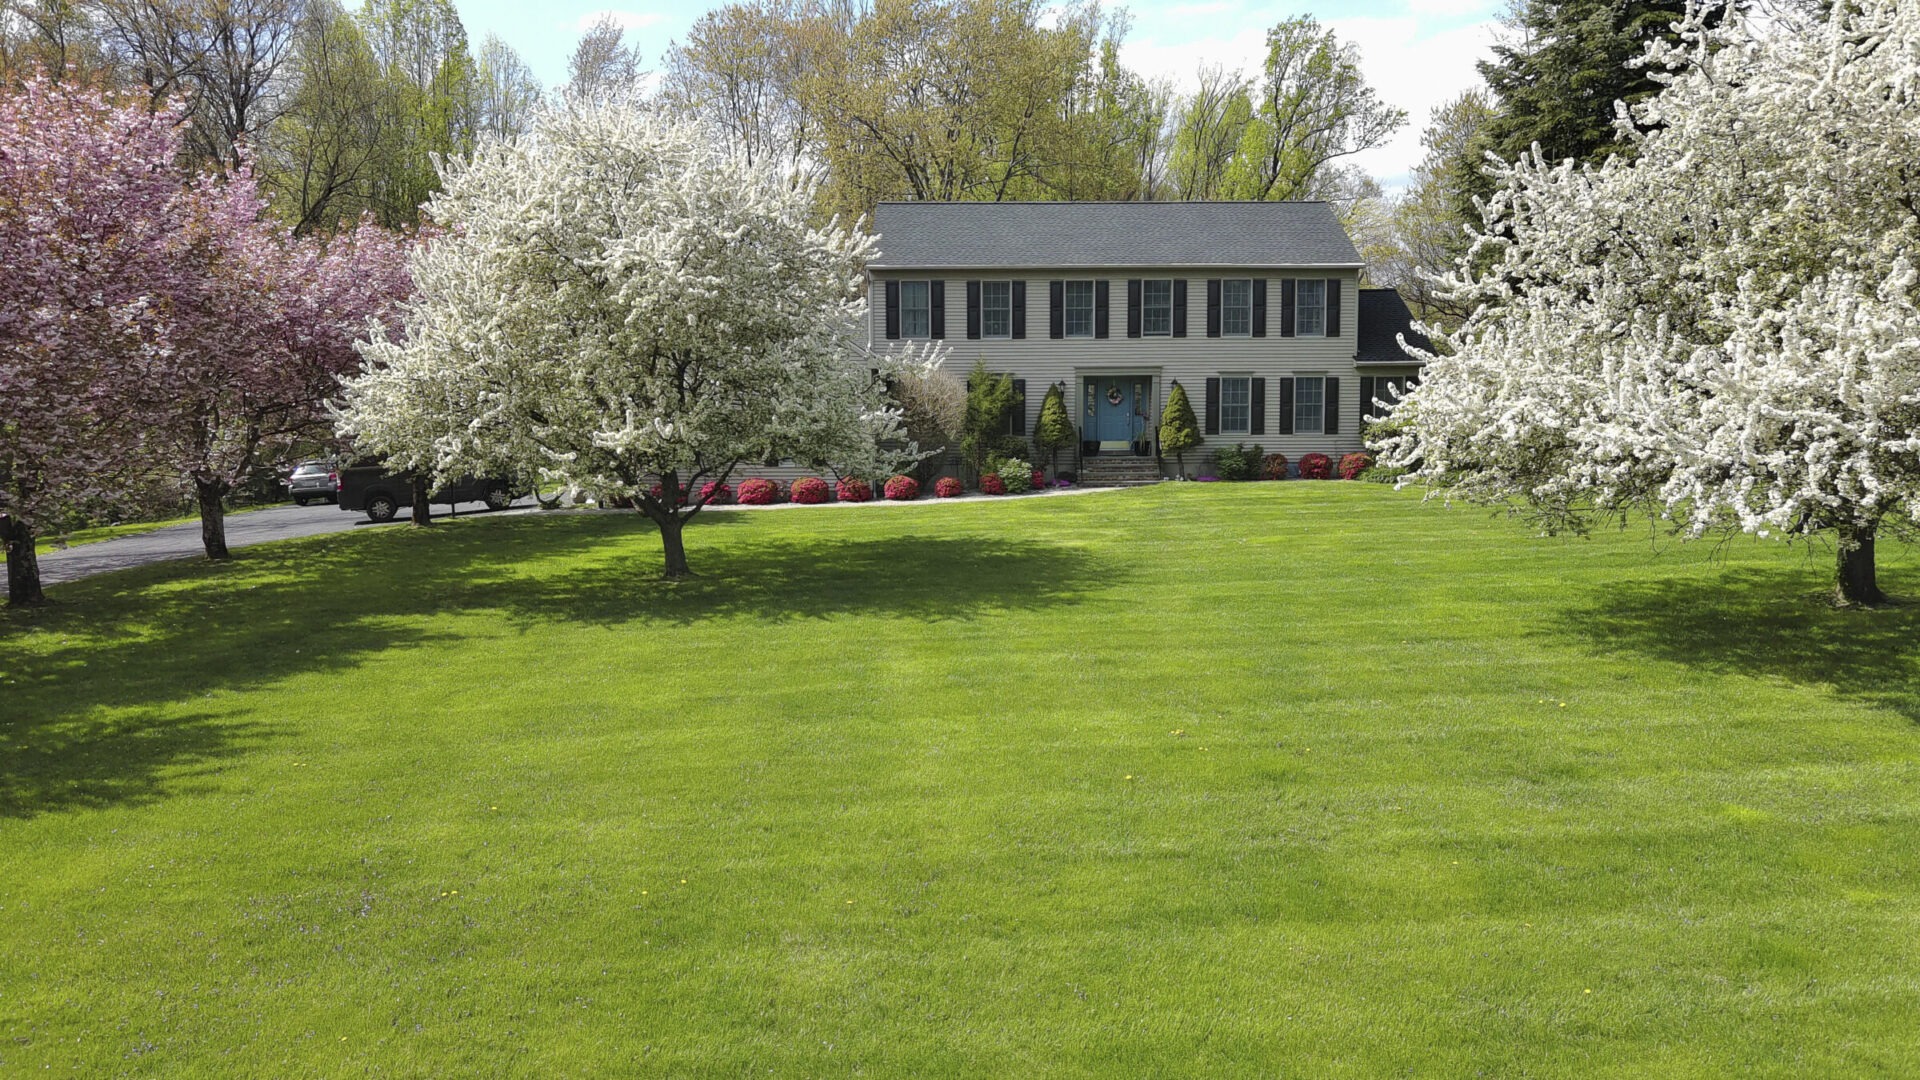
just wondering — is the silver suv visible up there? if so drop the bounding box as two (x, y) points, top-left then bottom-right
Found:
(285, 461), (338, 505)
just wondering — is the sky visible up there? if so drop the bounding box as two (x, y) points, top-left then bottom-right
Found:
(444, 0), (1505, 190)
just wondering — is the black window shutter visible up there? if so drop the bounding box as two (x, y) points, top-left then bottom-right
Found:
(1325, 376), (1340, 434)
(1172, 280), (1188, 337)
(1204, 377), (1221, 436)
(884, 280), (900, 340)
(966, 280), (981, 340)
(1326, 278), (1342, 338)
(1280, 279), (1296, 338)
(1250, 377), (1266, 435)
(1126, 279), (1142, 338)
(1095, 280), (1110, 339)
(1011, 281), (1027, 339)
(930, 280), (945, 340)
(1049, 280), (1064, 340)
(1359, 376), (1376, 421)
(1010, 379), (1027, 435)
(1251, 279), (1268, 337)
(1205, 279), (1222, 338)
(1278, 377), (1295, 435)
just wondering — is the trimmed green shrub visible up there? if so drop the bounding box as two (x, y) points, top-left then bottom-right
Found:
(1211, 443), (1263, 481)
(1159, 381), (1200, 477)
(1034, 383), (1075, 473)
(990, 455), (1035, 493)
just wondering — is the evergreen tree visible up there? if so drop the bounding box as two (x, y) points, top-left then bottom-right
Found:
(1034, 383), (1075, 474)
(1158, 381), (1200, 478)
(1459, 0), (1702, 212)
(961, 361), (1019, 477)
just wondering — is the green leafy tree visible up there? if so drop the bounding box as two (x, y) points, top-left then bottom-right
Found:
(1033, 382), (1075, 474)
(961, 360), (1019, 477)
(1158, 380), (1200, 478)
(1459, 0), (1703, 212)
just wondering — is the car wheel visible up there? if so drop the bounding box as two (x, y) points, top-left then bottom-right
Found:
(366, 494), (398, 522)
(483, 483), (513, 511)
(294, 496), (309, 506)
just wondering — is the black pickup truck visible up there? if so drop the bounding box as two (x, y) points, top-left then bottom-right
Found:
(337, 465), (519, 522)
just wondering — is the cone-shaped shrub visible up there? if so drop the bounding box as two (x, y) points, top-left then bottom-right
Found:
(1159, 381), (1200, 477)
(1034, 383), (1075, 472)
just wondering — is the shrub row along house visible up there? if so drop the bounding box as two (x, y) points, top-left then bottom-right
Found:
(868, 201), (1428, 483)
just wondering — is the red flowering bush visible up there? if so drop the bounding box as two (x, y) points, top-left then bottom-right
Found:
(1337, 452), (1374, 480)
(736, 478), (779, 505)
(1260, 453), (1290, 480)
(790, 477), (830, 504)
(934, 477), (963, 498)
(836, 477), (873, 503)
(979, 473), (1007, 495)
(883, 475), (920, 500)
(647, 482), (689, 506)
(1298, 452), (1333, 480)
(699, 480), (732, 505)
(1030, 469), (1046, 489)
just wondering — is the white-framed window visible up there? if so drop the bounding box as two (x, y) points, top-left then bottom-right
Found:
(1142, 279), (1173, 336)
(1221, 278), (1252, 336)
(1296, 278), (1326, 337)
(900, 280), (931, 339)
(1295, 374), (1325, 434)
(981, 280), (1012, 339)
(1220, 375), (1252, 435)
(1064, 280), (1096, 338)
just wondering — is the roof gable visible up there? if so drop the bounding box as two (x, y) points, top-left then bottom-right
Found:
(868, 201), (1362, 270)
(1356, 288), (1432, 364)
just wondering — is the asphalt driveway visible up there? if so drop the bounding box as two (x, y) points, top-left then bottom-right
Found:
(37, 499), (531, 585)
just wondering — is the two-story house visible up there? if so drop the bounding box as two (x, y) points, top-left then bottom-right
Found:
(866, 200), (1427, 482)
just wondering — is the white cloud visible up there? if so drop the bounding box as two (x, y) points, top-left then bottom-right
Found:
(1119, 13), (1498, 192)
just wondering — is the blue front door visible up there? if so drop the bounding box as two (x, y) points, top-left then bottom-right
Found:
(1087, 378), (1136, 446)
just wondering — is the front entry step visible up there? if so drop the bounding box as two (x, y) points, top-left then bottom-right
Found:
(1078, 456), (1164, 488)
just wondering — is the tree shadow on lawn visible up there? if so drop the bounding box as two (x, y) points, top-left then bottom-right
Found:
(0, 512), (1107, 818)
(1551, 568), (1920, 723)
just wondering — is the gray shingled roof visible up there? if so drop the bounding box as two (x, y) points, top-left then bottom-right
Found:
(868, 201), (1362, 270)
(1356, 288), (1432, 365)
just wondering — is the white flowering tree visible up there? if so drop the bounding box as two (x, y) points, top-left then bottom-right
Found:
(338, 99), (938, 578)
(1380, 0), (1920, 606)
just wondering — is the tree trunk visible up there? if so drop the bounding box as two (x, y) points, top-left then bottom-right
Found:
(658, 512), (692, 579)
(410, 474), (432, 527)
(1835, 520), (1887, 607)
(195, 478), (230, 560)
(2, 514), (45, 607)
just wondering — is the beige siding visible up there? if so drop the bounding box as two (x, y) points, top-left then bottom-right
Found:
(870, 268), (1391, 476)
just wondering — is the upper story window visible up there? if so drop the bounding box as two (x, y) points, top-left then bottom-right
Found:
(1294, 375), (1325, 434)
(1142, 279), (1173, 336)
(900, 280), (931, 339)
(1221, 279), (1253, 336)
(1220, 375), (1252, 435)
(1296, 278), (1326, 337)
(1064, 280), (1096, 338)
(982, 280), (1012, 339)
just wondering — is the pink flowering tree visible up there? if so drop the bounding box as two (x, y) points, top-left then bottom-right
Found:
(0, 80), (186, 607)
(159, 172), (412, 559)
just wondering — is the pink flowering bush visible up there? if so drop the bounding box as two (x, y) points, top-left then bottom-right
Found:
(979, 473), (1007, 496)
(1337, 452), (1374, 481)
(883, 475), (919, 500)
(1261, 453), (1290, 480)
(934, 477), (963, 498)
(836, 477), (872, 503)
(790, 477), (830, 504)
(699, 480), (732, 504)
(648, 482), (690, 506)
(736, 478), (779, 504)
(1030, 469), (1046, 489)
(1298, 452), (1333, 480)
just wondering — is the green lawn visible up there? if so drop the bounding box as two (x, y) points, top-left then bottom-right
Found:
(3, 484), (1917, 1076)
(33, 502), (278, 555)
